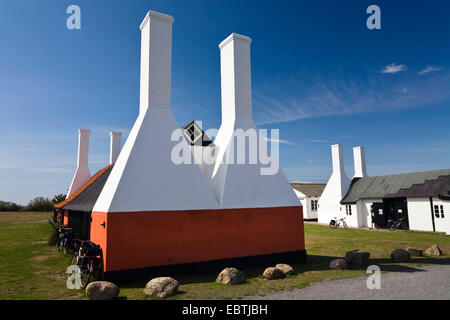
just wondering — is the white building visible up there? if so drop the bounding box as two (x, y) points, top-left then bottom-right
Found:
(317, 144), (450, 235)
(291, 183), (326, 220)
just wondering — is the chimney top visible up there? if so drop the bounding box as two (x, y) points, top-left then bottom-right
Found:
(78, 129), (90, 134)
(331, 144), (345, 173)
(353, 146), (367, 178)
(109, 131), (122, 136)
(219, 33), (252, 49)
(140, 10), (174, 30)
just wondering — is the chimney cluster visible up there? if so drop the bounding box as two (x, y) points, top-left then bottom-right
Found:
(67, 129), (122, 196)
(330, 144), (368, 178)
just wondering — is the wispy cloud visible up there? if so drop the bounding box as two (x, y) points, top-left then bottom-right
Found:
(381, 63), (407, 74)
(263, 137), (296, 145)
(254, 69), (450, 125)
(418, 65), (442, 75)
(308, 140), (330, 143)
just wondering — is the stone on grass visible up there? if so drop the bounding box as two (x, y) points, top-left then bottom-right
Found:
(406, 247), (423, 257)
(275, 264), (295, 275)
(425, 244), (442, 256)
(216, 268), (247, 285)
(262, 267), (286, 280)
(86, 281), (120, 300)
(345, 250), (370, 266)
(329, 259), (347, 270)
(143, 277), (179, 298)
(390, 249), (411, 262)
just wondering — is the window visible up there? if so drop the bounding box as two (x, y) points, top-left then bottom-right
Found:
(434, 205), (445, 218)
(311, 200), (318, 211)
(346, 205), (352, 216)
(434, 205), (440, 218)
(183, 122), (203, 144)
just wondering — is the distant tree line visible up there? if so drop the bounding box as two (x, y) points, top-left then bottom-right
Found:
(0, 194), (66, 212)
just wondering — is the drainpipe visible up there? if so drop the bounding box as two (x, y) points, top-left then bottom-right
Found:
(429, 197), (436, 232)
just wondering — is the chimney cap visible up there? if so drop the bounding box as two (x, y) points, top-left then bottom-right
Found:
(219, 33), (252, 49)
(109, 131), (122, 136)
(140, 10), (174, 30)
(78, 129), (90, 134)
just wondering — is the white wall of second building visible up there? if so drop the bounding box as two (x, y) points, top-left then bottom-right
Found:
(432, 197), (450, 235)
(292, 189), (316, 219)
(407, 198), (434, 232)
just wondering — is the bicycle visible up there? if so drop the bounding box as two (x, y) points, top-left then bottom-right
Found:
(68, 241), (104, 288)
(329, 217), (348, 229)
(56, 227), (74, 254)
(387, 217), (407, 231)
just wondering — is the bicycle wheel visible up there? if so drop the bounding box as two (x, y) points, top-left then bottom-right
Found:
(343, 221), (348, 229)
(80, 262), (93, 288)
(69, 252), (78, 266)
(329, 222), (337, 228)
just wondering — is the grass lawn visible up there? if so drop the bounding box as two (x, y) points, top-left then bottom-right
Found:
(0, 211), (449, 300)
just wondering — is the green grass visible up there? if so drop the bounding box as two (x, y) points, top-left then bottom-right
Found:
(0, 212), (449, 300)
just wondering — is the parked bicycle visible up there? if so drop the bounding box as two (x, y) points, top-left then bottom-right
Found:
(49, 220), (76, 253)
(329, 217), (348, 229)
(387, 217), (407, 231)
(68, 241), (103, 288)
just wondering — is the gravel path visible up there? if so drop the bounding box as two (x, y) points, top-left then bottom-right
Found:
(243, 264), (450, 300)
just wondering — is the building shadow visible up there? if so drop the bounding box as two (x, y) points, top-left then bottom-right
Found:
(112, 254), (449, 290)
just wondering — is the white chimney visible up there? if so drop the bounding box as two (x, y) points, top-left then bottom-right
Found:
(109, 131), (122, 164)
(67, 129), (91, 196)
(353, 146), (367, 178)
(218, 33), (252, 125)
(331, 144), (345, 173)
(139, 10), (174, 114)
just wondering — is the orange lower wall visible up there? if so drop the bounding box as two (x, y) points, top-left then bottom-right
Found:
(91, 206), (304, 272)
(63, 210), (69, 226)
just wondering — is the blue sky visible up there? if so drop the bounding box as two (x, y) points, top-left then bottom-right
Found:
(1, 0), (449, 204)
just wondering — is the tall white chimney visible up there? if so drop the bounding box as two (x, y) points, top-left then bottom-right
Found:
(139, 10), (174, 114)
(67, 129), (91, 196)
(109, 131), (122, 164)
(331, 144), (345, 173)
(218, 33), (252, 125)
(353, 146), (367, 178)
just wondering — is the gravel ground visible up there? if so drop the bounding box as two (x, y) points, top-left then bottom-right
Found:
(243, 264), (450, 300)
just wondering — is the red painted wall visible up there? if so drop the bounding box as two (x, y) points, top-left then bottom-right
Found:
(63, 210), (69, 226)
(91, 206), (304, 272)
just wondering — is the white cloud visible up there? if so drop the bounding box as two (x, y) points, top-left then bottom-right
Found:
(253, 70), (450, 125)
(263, 137), (296, 145)
(381, 63), (407, 74)
(418, 65), (442, 75)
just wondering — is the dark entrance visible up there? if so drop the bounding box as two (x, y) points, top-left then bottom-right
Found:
(372, 198), (409, 229)
(67, 210), (91, 239)
(372, 203), (387, 228)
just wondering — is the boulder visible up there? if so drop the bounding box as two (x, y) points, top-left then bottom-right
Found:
(143, 277), (179, 298)
(275, 264), (295, 275)
(216, 268), (247, 285)
(390, 249), (411, 262)
(406, 247), (423, 257)
(86, 281), (120, 300)
(262, 267), (286, 280)
(345, 250), (370, 266)
(329, 259), (347, 270)
(425, 244), (442, 256)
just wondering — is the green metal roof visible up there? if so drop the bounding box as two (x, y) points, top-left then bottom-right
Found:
(341, 169), (450, 204)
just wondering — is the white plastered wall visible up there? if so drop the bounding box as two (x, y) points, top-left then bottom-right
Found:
(407, 197), (434, 232)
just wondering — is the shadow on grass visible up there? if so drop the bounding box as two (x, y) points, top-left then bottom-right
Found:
(112, 254), (450, 290)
